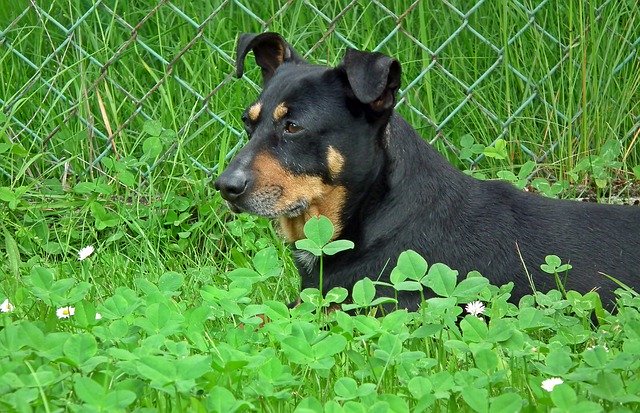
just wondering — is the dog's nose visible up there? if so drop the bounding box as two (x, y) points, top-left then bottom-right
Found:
(214, 171), (249, 201)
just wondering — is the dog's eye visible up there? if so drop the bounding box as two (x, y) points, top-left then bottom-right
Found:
(284, 121), (303, 134)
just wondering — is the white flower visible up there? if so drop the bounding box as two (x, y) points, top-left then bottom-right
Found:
(586, 344), (609, 352)
(78, 245), (95, 261)
(465, 300), (485, 317)
(56, 306), (75, 319)
(541, 377), (564, 392)
(1, 298), (15, 313)
(95, 312), (102, 320)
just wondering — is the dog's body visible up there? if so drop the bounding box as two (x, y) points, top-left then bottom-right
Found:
(215, 32), (640, 310)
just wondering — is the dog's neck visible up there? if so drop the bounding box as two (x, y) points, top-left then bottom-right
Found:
(337, 123), (392, 242)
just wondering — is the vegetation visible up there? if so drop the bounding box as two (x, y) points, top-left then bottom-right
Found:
(1, 1), (639, 411)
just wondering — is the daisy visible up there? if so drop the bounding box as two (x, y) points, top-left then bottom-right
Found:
(56, 306), (75, 319)
(78, 245), (95, 261)
(541, 377), (563, 392)
(465, 300), (485, 317)
(1, 298), (15, 313)
(586, 344), (609, 352)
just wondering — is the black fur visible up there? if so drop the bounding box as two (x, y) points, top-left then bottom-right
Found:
(216, 32), (639, 311)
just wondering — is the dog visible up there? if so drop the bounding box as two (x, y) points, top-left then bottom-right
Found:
(215, 32), (639, 311)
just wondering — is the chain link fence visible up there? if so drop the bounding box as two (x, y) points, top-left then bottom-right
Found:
(1, 0), (638, 187)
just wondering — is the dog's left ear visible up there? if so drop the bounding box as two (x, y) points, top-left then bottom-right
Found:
(236, 32), (305, 84)
(342, 48), (401, 112)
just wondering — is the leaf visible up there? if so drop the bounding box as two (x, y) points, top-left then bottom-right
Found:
(489, 393), (522, 413)
(518, 160), (536, 178)
(143, 136), (163, 159)
(543, 349), (574, 375)
(540, 255), (562, 274)
(452, 276), (489, 300)
(294, 397), (323, 413)
(0, 187), (17, 207)
(136, 355), (177, 386)
(27, 266), (54, 304)
(253, 246), (281, 277)
(324, 287), (348, 304)
(351, 278), (376, 306)
(300, 288), (322, 307)
(460, 134), (474, 148)
(63, 333), (98, 365)
(487, 319), (515, 343)
(473, 348), (498, 372)
(393, 281), (423, 291)
(517, 307), (549, 330)
(376, 333), (403, 358)
(590, 371), (625, 401)
(461, 315), (488, 343)
(206, 386), (239, 413)
(74, 376), (104, 405)
(29, 266), (53, 288)
(483, 139), (508, 159)
(103, 390), (136, 409)
(142, 303), (184, 336)
(302, 216), (334, 247)
(226, 268), (262, 282)
(322, 239), (354, 255)
(158, 272), (184, 293)
(65, 282), (92, 303)
(461, 386), (489, 413)
(4, 230), (20, 278)
(295, 239), (322, 257)
(425, 263), (458, 297)
(143, 119), (163, 137)
(583, 346), (609, 369)
(378, 394), (410, 412)
(176, 355), (212, 380)
(394, 250), (428, 281)
(281, 336), (313, 364)
(408, 376), (433, 399)
(117, 169), (136, 187)
(550, 383), (577, 410)
(633, 165), (640, 180)
(334, 377), (359, 400)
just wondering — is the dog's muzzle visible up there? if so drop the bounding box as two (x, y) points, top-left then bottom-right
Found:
(214, 170), (249, 202)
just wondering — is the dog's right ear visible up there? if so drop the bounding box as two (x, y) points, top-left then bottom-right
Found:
(236, 32), (305, 84)
(341, 48), (401, 112)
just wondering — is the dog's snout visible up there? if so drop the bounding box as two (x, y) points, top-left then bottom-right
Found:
(215, 170), (249, 201)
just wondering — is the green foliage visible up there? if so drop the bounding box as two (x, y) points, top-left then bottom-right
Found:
(2, 208), (639, 411)
(483, 138), (508, 160)
(497, 160), (536, 190)
(295, 216), (354, 257)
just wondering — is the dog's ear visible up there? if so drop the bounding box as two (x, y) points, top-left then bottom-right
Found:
(236, 32), (305, 84)
(342, 48), (401, 112)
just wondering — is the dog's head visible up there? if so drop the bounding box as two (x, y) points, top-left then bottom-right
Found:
(215, 32), (401, 241)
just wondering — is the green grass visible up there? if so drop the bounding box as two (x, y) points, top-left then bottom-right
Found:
(1, 0), (640, 411)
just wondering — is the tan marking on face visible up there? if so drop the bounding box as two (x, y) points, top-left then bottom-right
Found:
(327, 146), (345, 179)
(273, 103), (288, 121)
(248, 102), (262, 122)
(253, 152), (347, 242)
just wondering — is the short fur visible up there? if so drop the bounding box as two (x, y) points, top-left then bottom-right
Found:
(216, 32), (640, 310)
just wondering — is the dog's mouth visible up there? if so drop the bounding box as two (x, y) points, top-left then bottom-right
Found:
(225, 196), (310, 219)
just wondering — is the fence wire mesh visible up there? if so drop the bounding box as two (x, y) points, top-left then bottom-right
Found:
(1, 0), (638, 186)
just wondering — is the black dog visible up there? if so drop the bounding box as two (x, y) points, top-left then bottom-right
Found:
(215, 32), (639, 310)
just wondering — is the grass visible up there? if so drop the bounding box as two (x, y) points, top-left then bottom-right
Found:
(1, 0), (639, 411)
